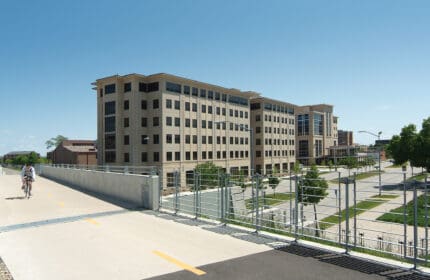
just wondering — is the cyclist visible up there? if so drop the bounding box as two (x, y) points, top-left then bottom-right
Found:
(21, 163), (36, 196)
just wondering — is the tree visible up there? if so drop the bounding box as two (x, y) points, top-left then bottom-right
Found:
(268, 166), (280, 195)
(339, 157), (359, 177)
(46, 135), (68, 150)
(298, 165), (328, 237)
(412, 117), (430, 172)
(194, 162), (224, 189)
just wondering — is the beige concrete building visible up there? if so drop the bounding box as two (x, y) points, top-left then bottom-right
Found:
(92, 73), (258, 187)
(250, 97), (296, 175)
(338, 130), (354, 146)
(295, 104), (338, 165)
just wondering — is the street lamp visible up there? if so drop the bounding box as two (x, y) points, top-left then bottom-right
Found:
(358, 130), (382, 195)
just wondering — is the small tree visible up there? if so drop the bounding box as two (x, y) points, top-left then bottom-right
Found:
(327, 160), (334, 171)
(46, 135), (68, 150)
(268, 166), (280, 195)
(298, 165), (328, 237)
(194, 162), (223, 189)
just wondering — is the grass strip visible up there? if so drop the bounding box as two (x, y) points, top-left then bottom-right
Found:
(320, 194), (399, 230)
(245, 192), (293, 209)
(377, 194), (430, 226)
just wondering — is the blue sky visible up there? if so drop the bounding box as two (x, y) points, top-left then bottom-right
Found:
(0, 0), (429, 156)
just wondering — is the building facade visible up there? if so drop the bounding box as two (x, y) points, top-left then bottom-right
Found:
(93, 73), (258, 187)
(338, 130), (354, 146)
(250, 97), (296, 175)
(295, 104), (338, 165)
(49, 140), (97, 165)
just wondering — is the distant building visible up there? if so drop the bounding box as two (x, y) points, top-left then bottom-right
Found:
(3, 151), (40, 162)
(338, 130), (354, 146)
(295, 104), (338, 165)
(50, 140), (97, 165)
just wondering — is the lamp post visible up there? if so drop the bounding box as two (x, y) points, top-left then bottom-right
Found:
(358, 130), (382, 195)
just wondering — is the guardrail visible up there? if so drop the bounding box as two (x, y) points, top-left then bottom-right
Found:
(159, 169), (429, 269)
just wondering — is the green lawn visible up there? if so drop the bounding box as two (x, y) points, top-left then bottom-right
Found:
(376, 194), (430, 226)
(245, 192), (293, 209)
(320, 194), (399, 230)
(406, 173), (428, 182)
(329, 171), (383, 184)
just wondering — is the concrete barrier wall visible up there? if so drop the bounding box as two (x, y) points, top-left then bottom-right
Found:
(40, 165), (159, 209)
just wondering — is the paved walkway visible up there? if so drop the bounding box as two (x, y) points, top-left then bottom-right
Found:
(0, 169), (424, 280)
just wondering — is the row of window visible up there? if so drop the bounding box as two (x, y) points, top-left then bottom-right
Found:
(256, 114), (294, 124)
(255, 150), (295, 158)
(101, 82), (159, 97)
(250, 102), (295, 115)
(255, 126), (295, 135)
(165, 81), (248, 107)
(255, 139), (295, 146)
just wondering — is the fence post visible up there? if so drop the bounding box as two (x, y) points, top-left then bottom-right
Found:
(294, 175), (299, 241)
(338, 172), (342, 245)
(425, 176), (429, 265)
(224, 173), (230, 223)
(413, 181), (418, 269)
(353, 173), (357, 249)
(255, 174), (261, 232)
(219, 172), (224, 222)
(345, 178), (350, 253)
(174, 171), (179, 214)
(289, 171), (293, 234)
(403, 173), (407, 258)
(194, 172), (200, 219)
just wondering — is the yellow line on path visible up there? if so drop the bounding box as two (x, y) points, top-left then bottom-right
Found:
(152, 250), (206, 276)
(57, 202), (65, 207)
(85, 218), (100, 226)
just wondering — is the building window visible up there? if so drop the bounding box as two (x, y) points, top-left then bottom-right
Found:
(185, 102), (190, 111)
(208, 91), (214, 99)
(186, 152), (191, 160)
(185, 135), (191, 144)
(299, 140), (309, 157)
(298, 114), (309, 136)
(124, 82), (131, 92)
(166, 117), (172, 126)
(208, 121), (213, 129)
(166, 82), (181, 93)
(201, 105), (206, 113)
(208, 136), (213, 144)
(166, 152), (173, 161)
(152, 99), (159, 109)
(175, 152), (180, 161)
(175, 117), (180, 127)
(192, 87), (198, 96)
(202, 136), (206, 144)
(141, 152), (147, 162)
(153, 117), (159, 127)
(256, 138), (261, 145)
(216, 107), (220, 115)
(141, 135), (149, 144)
(153, 152), (160, 162)
(105, 134), (115, 149)
(139, 82), (147, 92)
(184, 85), (190, 95)
(105, 116), (115, 132)
(192, 103), (197, 112)
(200, 89), (206, 98)
(175, 134), (180, 144)
(124, 135), (129, 145)
(192, 135), (197, 144)
(222, 108), (226, 116)
(174, 100), (180, 110)
(314, 113), (324, 136)
(193, 152), (198, 160)
(124, 153), (130, 163)
(202, 151), (207, 159)
(105, 151), (116, 162)
(105, 101), (116, 115)
(166, 99), (172, 109)
(153, 134), (159, 144)
(147, 82), (159, 92)
(185, 118), (190, 127)
(141, 118), (147, 127)
(166, 134), (172, 143)
(141, 100), (147, 110)
(215, 92), (220, 100)
(105, 84), (116, 94)
(202, 120), (206, 129)
(192, 119), (197, 128)
(208, 106), (213, 114)
(315, 139), (323, 157)
(124, 118), (129, 128)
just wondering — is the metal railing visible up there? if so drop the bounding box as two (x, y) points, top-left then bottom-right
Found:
(159, 168), (429, 269)
(46, 164), (158, 175)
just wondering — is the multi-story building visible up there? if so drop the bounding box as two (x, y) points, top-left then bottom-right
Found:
(295, 104), (338, 165)
(338, 130), (354, 146)
(93, 73), (258, 187)
(250, 97), (296, 175)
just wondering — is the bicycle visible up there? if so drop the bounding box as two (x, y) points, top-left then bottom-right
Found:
(23, 175), (32, 199)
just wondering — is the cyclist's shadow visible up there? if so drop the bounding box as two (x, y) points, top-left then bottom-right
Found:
(5, 196), (27, 200)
